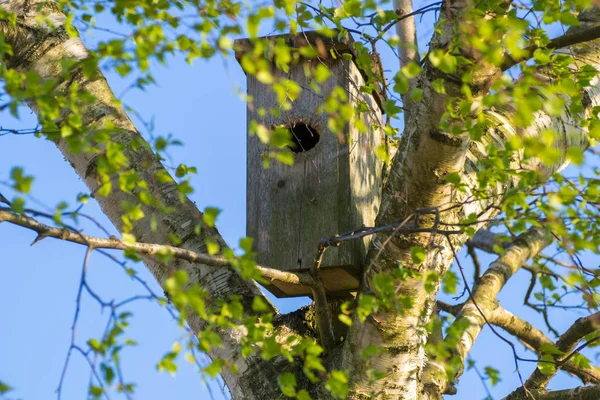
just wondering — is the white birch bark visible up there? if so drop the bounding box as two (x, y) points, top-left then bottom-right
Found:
(2, 1), (600, 399)
(341, 4), (597, 399)
(0, 2), (297, 399)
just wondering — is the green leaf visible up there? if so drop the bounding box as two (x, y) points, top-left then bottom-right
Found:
(342, 0), (362, 17)
(218, 36), (233, 50)
(401, 62), (422, 78)
(442, 270), (459, 294)
(88, 339), (101, 352)
(252, 296), (269, 312)
(157, 356), (178, 376)
(538, 354), (557, 375)
(314, 64), (331, 83)
(432, 79), (446, 94)
(256, 70), (274, 84)
(276, 151), (295, 165)
(361, 345), (381, 359)
(10, 167), (34, 194)
(484, 366), (501, 386)
(278, 372), (297, 397)
(325, 370), (349, 399)
(122, 232), (136, 244)
(410, 246), (427, 264)
(540, 343), (563, 356)
(101, 363), (115, 385)
(11, 197), (25, 214)
(206, 241), (220, 255)
(240, 237), (253, 253)
(409, 88), (423, 102)
(90, 385), (104, 396)
(172, 341), (182, 354)
(0, 380), (13, 394)
(296, 389), (312, 400)
(203, 207), (221, 227)
(338, 314), (352, 326)
(393, 71), (409, 94)
(429, 50), (457, 74)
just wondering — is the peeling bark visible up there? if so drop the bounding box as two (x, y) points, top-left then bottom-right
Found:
(3, 1), (600, 399)
(0, 2), (294, 399)
(341, 3), (595, 399)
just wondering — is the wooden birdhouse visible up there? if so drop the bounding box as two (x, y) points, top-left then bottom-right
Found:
(235, 31), (384, 298)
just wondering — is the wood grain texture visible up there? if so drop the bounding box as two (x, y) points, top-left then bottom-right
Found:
(245, 52), (383, 296)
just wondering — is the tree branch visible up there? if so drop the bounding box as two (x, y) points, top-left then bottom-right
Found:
(439, 302), (600, 385)
(309, 281), (336, 351)
(440, 227), (554, 386)
(0, 3), (287, 397)
(505, 384), (600, 400)
(557, 312), (600, 355)
(436, 300), (462, 316)
(0, 207), (315, 289)
(393, 0), (418, 66)
(502, 25), (600, 70)
(343, 1), (591, 396)
(308, 241), (336, 351)
(394, 0), (419, 111)
(489, 306), (600, 384)
(535, 385), (600, 400)
(467, 228), (509, 254)
(522, 311), (600, 390)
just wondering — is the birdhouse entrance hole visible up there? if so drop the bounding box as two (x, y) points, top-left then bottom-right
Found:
(288, 122), (320, 153)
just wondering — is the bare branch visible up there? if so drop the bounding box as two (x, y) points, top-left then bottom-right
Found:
(466, 243), (481, 281)
(441, 227), (554, 384)
(523, 311), (600, 390)
(490, 306), (600, 384)
(309, 281), (336, 351)
(502, 25), (600, 70)
(535, 385), (600, 400)
(467, 228), (508, 254)
(57, 246), (95, 400)
(1, 204), (464, 353)
(0, 207), (314, 288)
(1, 206), (465, 290)
(505, 384), (600, 400)
(308, 241), (336, 350)
(394, 0), (419, 116)
(439, 302), (600, 385)
(558, 312), (600, 354)
(436, 300), (462, 316)
(394, 0), (419, 67)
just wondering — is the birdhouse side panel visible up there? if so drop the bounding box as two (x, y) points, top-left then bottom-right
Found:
(335, 59), (384, 268)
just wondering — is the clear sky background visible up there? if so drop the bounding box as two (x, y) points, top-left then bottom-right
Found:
(0, 2), (595, 399)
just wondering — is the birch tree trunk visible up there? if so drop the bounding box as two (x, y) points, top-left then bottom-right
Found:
(2, 1), (600, 400)
(340, 3), (595, 399)
(0, 2), (299, 399)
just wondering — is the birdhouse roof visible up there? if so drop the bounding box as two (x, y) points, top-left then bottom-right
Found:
(234, 30), (384, 113)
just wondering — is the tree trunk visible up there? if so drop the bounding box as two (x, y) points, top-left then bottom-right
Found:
(2, 1), (600, 399)
(340, 4), (596, 399)
(0, 2), (302, 399)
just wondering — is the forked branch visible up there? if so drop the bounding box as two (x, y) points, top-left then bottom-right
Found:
(438, 303), (600, 386)
(519, 311), (600, 391)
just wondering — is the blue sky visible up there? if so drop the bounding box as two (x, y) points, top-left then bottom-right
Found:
(0, 2), (595, 400)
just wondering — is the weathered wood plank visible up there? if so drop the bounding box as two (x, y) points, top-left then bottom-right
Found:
(243, 34), (384, 297)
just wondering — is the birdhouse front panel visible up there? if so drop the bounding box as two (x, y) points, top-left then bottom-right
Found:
(243, 34), (384, 297)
